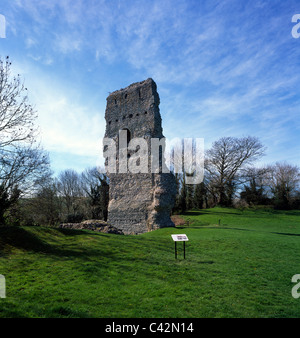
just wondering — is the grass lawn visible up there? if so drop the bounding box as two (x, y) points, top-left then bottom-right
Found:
(0, 207), (300, 318)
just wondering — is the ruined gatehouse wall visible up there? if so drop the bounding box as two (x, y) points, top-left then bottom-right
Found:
(104, 78), (176, 234)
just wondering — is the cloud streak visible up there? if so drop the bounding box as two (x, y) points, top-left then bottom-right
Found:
(1, 0), (300, 172)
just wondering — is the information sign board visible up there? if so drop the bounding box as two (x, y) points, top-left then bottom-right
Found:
(171, 234), (189, 242)
(171, 234), (189, 259)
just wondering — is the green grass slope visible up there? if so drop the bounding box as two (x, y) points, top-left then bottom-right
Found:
(0, 207), (300, 318)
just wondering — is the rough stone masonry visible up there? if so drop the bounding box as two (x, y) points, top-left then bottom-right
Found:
(103, 78), (176, 234)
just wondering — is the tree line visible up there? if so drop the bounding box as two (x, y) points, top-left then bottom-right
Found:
(7, 167), (109, 226)
(172, 137), (300, 213)
(1, 57), (299, 226)
(0, 57), (109, 226)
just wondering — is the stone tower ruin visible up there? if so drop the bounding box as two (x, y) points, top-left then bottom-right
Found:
(103, 78), (176, 234)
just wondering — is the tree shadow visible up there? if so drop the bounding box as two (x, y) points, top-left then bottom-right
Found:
(183, 211), (205, 216)
(0, 226), (112, 259)
(55, 227), (100, 236)
(183, 209), (244, 216)
(0, 227), (52, 255)
(271, 232), (300, 237)
(175, 225), (210, 229)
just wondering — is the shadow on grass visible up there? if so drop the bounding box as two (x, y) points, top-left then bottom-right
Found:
(182, 211), (206, 216)
(184, 208), (300, 217)
(183, 210), (245, 217)
(214, 226), (300, 237)
(52, 228), (90, 236)
(0, 227), (52, 254)
(0, 226), (112, 259)
(0, 302), (29, 318)
(271, 232), (300, 237)
(175, 225), (210, 229)
(179, 224), (300, 238)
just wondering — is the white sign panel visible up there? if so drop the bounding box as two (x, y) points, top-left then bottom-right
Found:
(171, 234), (189, 242)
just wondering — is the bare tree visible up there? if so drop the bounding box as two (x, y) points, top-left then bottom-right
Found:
(58, 169), (84, 221)
(0, 146), (50, 192)
(0, 56), (37, 149)
(205, 136), (266, 206)
(18, 177), (62, 226)
(0, 57), (50, 224)
(168, 138), (204, 212)
(32, 178), (62, 225)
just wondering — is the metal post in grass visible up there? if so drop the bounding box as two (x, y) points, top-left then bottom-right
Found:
(171, 234), (189, 260)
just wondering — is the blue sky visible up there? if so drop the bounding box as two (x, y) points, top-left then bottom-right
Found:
(1, 0), (300, 174)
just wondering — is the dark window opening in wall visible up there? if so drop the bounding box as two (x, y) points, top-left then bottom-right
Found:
(121, 128), (131, 147)
(122, 115), (126, 120)
(116, 119), (118, 122)
(159, 144), (163, 173)
(144, 111), (147, 115)
(114, 99), (117, 104)
(129, 114), (133, 118)
(125, 94), (127, 99)
(108, 121), (111, 125)
(136, 113), (139, 117)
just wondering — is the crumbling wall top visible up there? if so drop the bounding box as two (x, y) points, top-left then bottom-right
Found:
(106, 78), (159, 106)
(105, 78), (162, 139)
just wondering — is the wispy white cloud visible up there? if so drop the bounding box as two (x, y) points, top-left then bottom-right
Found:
(54, 34), (82, 54)
(36, 92), (104, 158)
(3, 0), (300, 171)
(25, 37), (37, 48)
(14, 61), (105, 166)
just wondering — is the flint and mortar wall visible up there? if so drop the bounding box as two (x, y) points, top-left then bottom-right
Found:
(104, 78), (176, 234)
